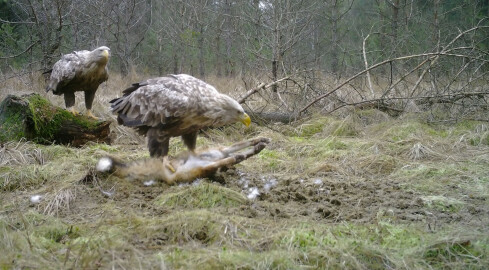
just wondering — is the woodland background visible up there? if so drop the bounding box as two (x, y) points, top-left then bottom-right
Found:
(2, 2), (489, 269)
(1, 0), (489, 120)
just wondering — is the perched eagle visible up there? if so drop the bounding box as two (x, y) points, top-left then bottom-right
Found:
(110, 74), (251, 159)
(46, 46), (110, 119)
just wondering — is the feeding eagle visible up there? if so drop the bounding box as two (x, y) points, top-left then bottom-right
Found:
(46, 46), (110, 119)
(110, 74), (251, 160)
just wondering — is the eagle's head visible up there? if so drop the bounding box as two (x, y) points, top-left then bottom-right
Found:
(93, 46), (110, 64)
(215, 94), (251, 127)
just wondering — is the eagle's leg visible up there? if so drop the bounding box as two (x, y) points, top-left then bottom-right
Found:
(182, 132), (198, 155)
(148, 135), (175, 173)
(64, 92), (78, 116)
(84, 90), (98, 120)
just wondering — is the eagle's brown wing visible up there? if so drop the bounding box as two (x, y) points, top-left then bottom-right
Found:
(46, 51), (89, 94)
(110, 75), (218, 129)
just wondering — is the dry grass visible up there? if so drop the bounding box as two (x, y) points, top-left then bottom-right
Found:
(1, 73), (489, 269)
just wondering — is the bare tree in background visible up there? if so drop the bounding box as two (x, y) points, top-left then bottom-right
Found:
(321, 0), (354, 77)
(8, 0), (74, 74)
(98, 0), (151, 76)
(1, 0), (489, 123)
(238, 0), (316, 92)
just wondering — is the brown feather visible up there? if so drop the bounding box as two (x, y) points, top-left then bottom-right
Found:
(47, 46), (110, 110)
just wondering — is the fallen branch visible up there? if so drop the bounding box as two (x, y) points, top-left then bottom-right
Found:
(327, 91), (489, 116)
(238, 76), (290, 104)
(299, 25), (489, 115)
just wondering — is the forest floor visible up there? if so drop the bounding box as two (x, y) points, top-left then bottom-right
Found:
(1, 76), (489, 269)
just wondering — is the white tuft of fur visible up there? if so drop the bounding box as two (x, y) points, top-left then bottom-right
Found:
(30, 195), (42, 204)
(247, 187), (260, 200)
(96, 157), (113, 172)
(144, 180), (156, 186)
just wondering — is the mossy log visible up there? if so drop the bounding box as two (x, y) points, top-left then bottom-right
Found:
(0, 93), (111, 146)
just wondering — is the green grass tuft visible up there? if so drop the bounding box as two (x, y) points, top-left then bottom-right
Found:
(155, 182), (248, 208)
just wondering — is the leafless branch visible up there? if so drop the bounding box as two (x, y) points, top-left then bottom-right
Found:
(0, 41), (39, 60)
(238, 76), (290, 104)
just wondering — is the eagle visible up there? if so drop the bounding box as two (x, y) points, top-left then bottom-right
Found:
(46, 46), (110, 119)
(110, 74), (251, 160)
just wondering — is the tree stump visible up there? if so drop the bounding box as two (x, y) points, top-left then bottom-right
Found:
(0, 93), (111, 146)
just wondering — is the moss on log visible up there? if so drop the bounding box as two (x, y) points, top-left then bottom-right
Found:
(0, 93), (111, 146)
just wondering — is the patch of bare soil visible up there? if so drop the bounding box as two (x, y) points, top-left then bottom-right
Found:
(214, 170), (489, 230)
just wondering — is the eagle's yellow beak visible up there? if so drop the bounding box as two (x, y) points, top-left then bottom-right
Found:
(102, 49), (110, 59)
(240, 113), (251, 127)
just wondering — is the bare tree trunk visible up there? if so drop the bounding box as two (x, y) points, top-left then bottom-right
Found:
(26, 0), (65, 77)
(433, 0), (440, 51)
(271, 4), (280, 93)
(224, 0), (233, 77)
(389, 0), (400, 78)
(173, 46), (179, 74)
(158, 37), (164, 76)
(272, 60), (278, 92)
(331, 2), (339, 75)
(216, 31), (222, 77)
(198, 25), (205, 78)
(391, 0), (399, 47)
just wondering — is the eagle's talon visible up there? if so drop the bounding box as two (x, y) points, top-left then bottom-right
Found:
(86, 110), (99, 120)
(68, 107), (79, 116)
(163, 157), (176, 173)
(166, 163), (176, 173)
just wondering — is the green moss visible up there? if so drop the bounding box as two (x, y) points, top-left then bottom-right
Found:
(27, 94), (97, 142)
(0, 95), (28, 141)
(0, 94), (102, 143)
